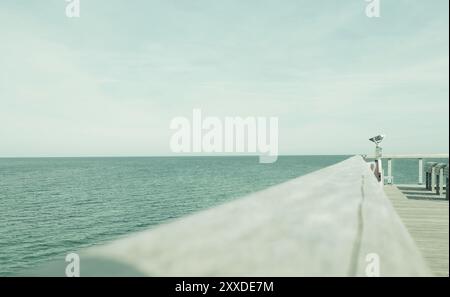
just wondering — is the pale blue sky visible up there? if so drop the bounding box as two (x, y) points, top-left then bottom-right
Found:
(0, 0), (448, 157)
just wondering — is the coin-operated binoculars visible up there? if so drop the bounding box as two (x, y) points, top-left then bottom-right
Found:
(369, 134), (385, 184)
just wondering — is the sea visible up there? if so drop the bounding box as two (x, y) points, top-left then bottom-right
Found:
(0, 155), (445, 276)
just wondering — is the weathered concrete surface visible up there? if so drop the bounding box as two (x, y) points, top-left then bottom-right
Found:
(385, 185), (449, 277)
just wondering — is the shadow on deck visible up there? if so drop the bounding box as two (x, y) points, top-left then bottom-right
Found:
(396, 185), (447, 201)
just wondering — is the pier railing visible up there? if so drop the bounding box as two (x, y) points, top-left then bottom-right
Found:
(29, 156), (430, 277)
(366, 154), (449, 185)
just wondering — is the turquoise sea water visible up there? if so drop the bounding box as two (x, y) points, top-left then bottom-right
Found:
(0, 156), (444, 276)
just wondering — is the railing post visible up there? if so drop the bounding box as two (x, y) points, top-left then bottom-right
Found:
(418, 158), (423, 185)
(435, 164), (447, 196)
(431, 166), (437, 192)
(426, 162), (438, 191)
(438, 167), (444, 195)
(445, 167), (449, 201)
(388, 158), (393, 178)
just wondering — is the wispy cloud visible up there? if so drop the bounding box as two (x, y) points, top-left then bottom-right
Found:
(0, 0), (448, 156)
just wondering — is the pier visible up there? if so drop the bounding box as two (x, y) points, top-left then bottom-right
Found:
(385, 185), (448, 276)
(29, 155), (447, 277)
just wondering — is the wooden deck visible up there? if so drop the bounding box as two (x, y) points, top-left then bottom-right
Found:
(385, 185), (449, 277)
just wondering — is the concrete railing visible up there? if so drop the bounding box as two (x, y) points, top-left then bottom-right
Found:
(28, 156), (430, 277)
(366, 154), (449, 185)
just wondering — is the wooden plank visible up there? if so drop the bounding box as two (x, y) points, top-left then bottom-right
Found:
(384, 185), (449, 277)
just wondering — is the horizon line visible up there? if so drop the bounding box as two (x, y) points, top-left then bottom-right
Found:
(0, 153), (449, 159)
(0, 154), (355, 159)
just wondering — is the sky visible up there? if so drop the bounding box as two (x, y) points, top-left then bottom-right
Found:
(0, 0), (448, 157)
